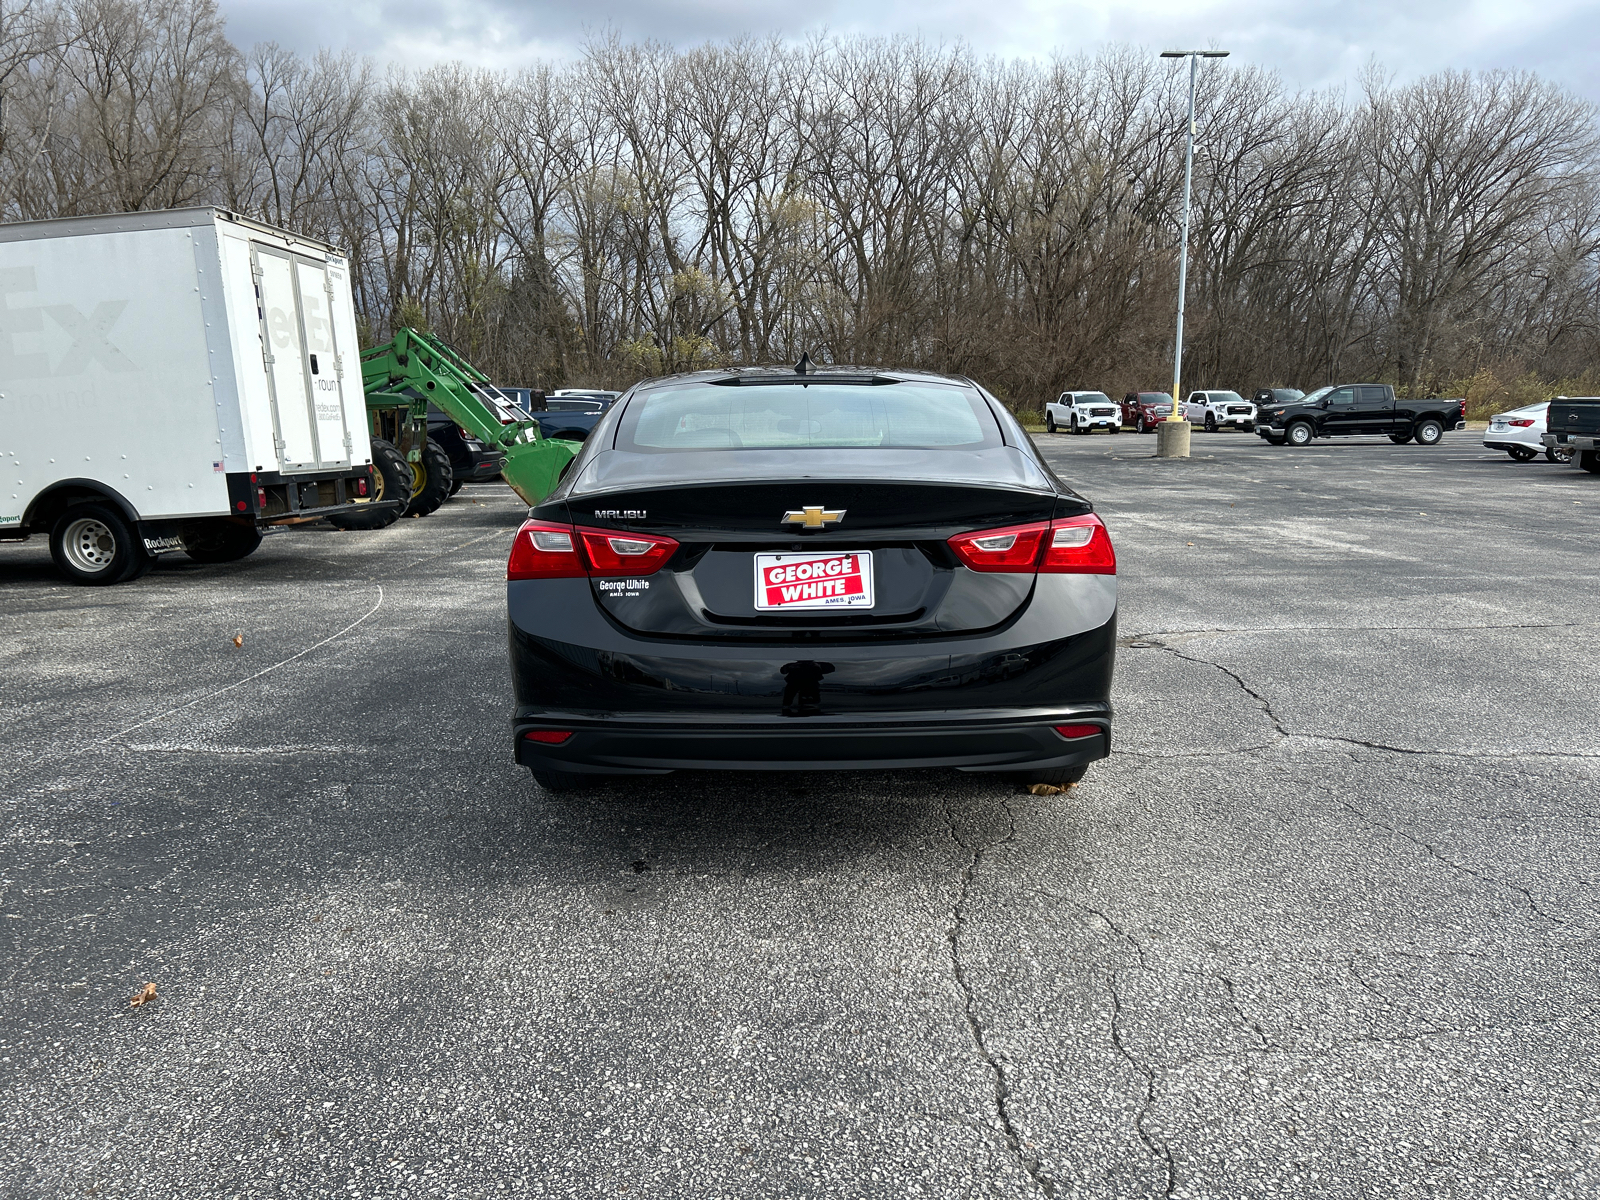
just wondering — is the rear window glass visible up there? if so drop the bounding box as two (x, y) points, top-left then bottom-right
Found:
(617, 382), (1001, 452)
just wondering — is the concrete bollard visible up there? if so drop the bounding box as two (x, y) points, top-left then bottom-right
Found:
(1156, 420), (1191, 458)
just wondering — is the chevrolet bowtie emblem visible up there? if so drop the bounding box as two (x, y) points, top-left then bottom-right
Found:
(782, 505), (846, 529)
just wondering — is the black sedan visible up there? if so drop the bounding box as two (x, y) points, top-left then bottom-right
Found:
(506, 366), (1117, 791)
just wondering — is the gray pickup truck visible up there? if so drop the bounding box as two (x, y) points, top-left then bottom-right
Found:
(1543, 397), (1600, 473)
(1254, 384), (1466, 447)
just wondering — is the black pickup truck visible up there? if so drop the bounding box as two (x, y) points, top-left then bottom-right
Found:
(1254, 384), (1466, 447)
(1543, 397), (1600, 473)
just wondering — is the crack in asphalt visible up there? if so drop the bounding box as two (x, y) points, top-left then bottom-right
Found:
(940, 797), (1057, 1196)
(1126, 638), (1600, 765)
(1106, 970), (1177, 1197)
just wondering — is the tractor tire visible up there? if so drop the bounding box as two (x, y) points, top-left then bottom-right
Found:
(404, 438), (455, 517)
(328, 439), (410, 531)
(50, 503), (151, 586)
(184, 519), (263, 563)
(448, 478), (464, 497)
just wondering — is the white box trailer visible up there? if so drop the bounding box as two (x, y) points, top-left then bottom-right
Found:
(0, 207), (400, 584)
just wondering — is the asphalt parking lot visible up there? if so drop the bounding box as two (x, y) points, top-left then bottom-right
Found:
(3, 430), (1598, 1198)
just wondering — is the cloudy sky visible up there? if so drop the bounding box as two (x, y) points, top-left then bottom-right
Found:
(215, 0), (1600, 100)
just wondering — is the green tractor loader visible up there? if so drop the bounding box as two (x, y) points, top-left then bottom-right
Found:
(332, 327), (578, 529)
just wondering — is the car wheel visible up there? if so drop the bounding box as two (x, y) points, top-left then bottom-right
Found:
(1046, 414), (1056, 433)
(1546, 445), (1573, 464)
(183, 519), (263, 563)
(1507, 446), (1538, 462)
(1204, 413), (1217, 432)
(328, 440), (411, 531)
(1388, 432), (1413, 444)
(1005, 764), (1089, 788)
(1414, 419), (1443, 446)
(1242, 422), (1254, 432)
(1285, 421), (1314, 447)
(50, 503), (151, 585)
(527, 766), (592, 793)
(1579, 449), (1600, 474)
(1109, 423), (1120, 434)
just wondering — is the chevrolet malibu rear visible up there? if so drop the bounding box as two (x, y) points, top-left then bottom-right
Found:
(506, 368), (1117, 791)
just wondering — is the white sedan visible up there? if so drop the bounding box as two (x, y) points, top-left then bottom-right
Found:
(1483, 402), (1572, 463)
(1045, 391), (1122, 434)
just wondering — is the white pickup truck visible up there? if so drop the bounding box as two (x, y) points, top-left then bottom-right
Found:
(0, 207), (401, 584)
(1182, 390), (1256, 432)
(1045, 391), (1122, 434)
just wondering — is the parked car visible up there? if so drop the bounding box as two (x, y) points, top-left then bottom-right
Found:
(1253, 388), (1304, 408)
(426, 404), (506, 494)
(1254, 385), (1466, 447)
(550, 389), (622, 410)
(1483, 402), (1572, 463)
(1543, 396), (1600, 473)
(1122, 392), (1175, 433)
(1045, 391), (1122, 434)
(508, 365), (1117, 792)
(1183, 390), (1256, 432)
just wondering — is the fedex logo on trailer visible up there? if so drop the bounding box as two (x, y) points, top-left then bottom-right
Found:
(754, 552), (874, 610)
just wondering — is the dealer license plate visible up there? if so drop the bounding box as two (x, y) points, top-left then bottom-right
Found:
(754, 551), (874, 610)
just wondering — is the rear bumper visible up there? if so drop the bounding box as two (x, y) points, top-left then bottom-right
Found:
(514, 711), (1110, 775)
(1545, 433), (1599, 450)
(508, 573), (1116, 775)
(457, 450), (507, 483)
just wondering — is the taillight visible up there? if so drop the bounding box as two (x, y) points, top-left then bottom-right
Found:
(523, 730), (573, 744)
(508, 521), (679, 580)
(508, 521), (586, 579)
(578, 529), (679, 575)
(1041, 515), (1116, 575)
(947, 514), (1115, 575)
(1053, 724), (1101, 739)
(1508, 418), (1535, 428)
(947, 521), (1049, 572)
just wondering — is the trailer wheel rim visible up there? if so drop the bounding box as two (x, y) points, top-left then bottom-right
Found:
(63, 517), (117, 574)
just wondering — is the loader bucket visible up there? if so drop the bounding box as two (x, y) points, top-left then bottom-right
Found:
(501, 438), (579, 506)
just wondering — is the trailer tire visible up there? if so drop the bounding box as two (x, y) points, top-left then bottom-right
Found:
(328, 439), (409, 531)
(184, 519), (263, 563)
(404, 438), (454, 518)
(50, 503), (150, 585)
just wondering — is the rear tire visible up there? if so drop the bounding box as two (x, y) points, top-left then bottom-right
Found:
(183, 519), (262, 563)
(1046, 413), (1057, 433)
(328, 439), (409, 531)
(49, 503), (150, 586)
(1579, 449), (1600, 474)
(1414, 419), (1443, 446)
(1507, 446), (1538, 462)
(527, 767), (590, 793)
(1285, 421), (1314, 447)
(1389, 432), (1413, 444)
(1546, 445), (1573, 464)
(404, 438), (455, 517)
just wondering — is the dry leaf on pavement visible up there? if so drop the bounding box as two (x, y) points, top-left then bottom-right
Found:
(129, 981), (157, 1008)
(1027, 782), (1076, 796)
(232, 634), (244, 648)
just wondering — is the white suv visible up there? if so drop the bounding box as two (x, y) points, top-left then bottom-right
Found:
(1183, 390), (1256, 432)
(1046, 391), (1122, 435)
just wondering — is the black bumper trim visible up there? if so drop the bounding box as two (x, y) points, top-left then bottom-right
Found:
(513, 712), (1111, 775)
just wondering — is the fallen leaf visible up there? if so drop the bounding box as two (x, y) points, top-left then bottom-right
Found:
(232, 634), (243, 648)
(129, 981), (157, 1008)
(1027, 782), (1076, 796)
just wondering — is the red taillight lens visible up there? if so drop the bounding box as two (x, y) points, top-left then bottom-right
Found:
(508, 521), (586, 580)
(1053, 724), (1102, 739)
(1040, 515), (1116, 575)
(523, 730), (573, 744)
(1508, 418), (1535, 428)
(947, 514), (1115, 575)
(508, 521), (680, 580)
(947, 521), (1049, 572)
(577, 528), (679, 575)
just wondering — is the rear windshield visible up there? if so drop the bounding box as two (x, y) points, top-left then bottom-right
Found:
(617, 382), (1002, 452)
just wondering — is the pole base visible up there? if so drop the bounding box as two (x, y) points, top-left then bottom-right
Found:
(1156, 420), (1191, 458)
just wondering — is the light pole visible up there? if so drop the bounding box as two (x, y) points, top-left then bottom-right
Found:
(1156, 48), (1228, 460)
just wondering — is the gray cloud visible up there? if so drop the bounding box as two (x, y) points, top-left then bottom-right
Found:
(217, 0), (1600, 99)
